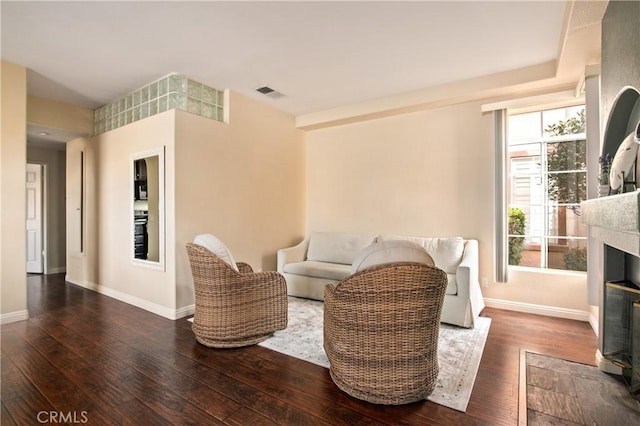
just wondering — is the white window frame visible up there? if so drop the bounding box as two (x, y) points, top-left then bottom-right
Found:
(507, 107), (587, 272)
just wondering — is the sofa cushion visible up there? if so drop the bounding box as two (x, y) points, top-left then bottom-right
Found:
(193, 234), (239, 272)
(446, 274), (458, 295)
(306, 232), (377, 265)
(351, 240), (434, 274)
(283, 261), (352, 281)
(379, 235), (464, 274)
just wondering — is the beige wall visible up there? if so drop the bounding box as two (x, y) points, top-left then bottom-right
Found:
(66, 136), (95, 285)
(67, 116), (175, 313)
(90, 112), (176, 310)
(306, 100), (589, 314)
(28, 95), (93, 135)
(1, 61), (28, 323)
(174, 91), (306, 308)
(65, 90), (305, 316)
(27, 146), (67, 273)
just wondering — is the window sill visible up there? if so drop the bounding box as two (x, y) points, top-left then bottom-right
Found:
(508, 265), (587, 278)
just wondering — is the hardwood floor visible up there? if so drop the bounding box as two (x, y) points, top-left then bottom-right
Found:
(2, 274), (597, 425)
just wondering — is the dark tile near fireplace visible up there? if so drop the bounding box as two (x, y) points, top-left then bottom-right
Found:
(524, 352), (640, 425)
(527, 385), (586, 424)
(527, 366), (578, 396)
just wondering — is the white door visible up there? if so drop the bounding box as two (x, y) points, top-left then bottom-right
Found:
(26, 163), (43, 273)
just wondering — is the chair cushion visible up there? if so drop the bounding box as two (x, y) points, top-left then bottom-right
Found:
(306, 232), (377, 265)
(193, 234), (239, 271)
(283, 261), (352, 281)
(379, 235), (464, 274)
(351, 240), (434, 274)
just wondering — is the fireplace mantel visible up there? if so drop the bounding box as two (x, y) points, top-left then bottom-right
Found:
(582, 190), (640, 256)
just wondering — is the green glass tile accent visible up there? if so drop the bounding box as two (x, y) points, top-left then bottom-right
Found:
(169, 92), (186, 111)
(202, 86), (216, 104)
(149, 99), (158, 116)
(141, 86), (149, 103)
(132, 91), (141, 106)
(201, 102), (215, 119)
(187, 97), (201, 114)
(94, 73), (225, 133)
(169, 74), (187, 93)
(187, 80), (202, 99)
(158, 95), (168, 113)
(158, 78), (168, 96)
(149, 82), (158, 100)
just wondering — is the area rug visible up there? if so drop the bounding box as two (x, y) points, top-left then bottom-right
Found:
(519, 350), (640, 425)
(257, 296), (491, 412)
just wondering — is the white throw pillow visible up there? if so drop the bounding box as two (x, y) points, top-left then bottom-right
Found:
(610, 122), (640, 190)
(193, 234), (239, 271)
(351, 240), (434, 274)
(379, 235), (464, 274)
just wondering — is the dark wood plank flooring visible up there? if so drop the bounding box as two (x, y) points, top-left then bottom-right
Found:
(1, 274), (597, 425)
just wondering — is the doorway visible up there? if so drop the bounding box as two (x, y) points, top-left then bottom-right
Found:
(26, 163), (45, 273)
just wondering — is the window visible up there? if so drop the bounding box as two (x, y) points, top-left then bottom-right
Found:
(507, 105), (587, 272)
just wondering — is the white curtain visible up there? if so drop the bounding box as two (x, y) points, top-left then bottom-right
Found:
(585, 74), (601, 306)
(494, 109), (508, 283)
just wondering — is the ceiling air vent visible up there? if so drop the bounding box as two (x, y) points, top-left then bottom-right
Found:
(256, 86), (285, 99)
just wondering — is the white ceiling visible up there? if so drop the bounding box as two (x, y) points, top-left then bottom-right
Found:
(2, 1), (570, 119)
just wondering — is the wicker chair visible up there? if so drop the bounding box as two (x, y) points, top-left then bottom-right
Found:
(186, 243), (287, 348)
(323, 262), (448, 405)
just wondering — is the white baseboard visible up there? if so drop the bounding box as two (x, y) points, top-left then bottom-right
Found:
(47, 266), (66, 274)
(484, 297), (590, 322)
(175, 304), (195, 319)
(79, 280), (193, 320)
(588, 307), (599, 337)
(65, 274), (82, 286)
(1, 310), (29, 324)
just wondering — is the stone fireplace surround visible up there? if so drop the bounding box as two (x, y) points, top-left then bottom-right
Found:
(581, 0), (640, 400)
(582, 180), (640, 393)
(581, 83), (640, 396)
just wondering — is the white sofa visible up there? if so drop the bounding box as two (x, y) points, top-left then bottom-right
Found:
(277, 232), (485, 328)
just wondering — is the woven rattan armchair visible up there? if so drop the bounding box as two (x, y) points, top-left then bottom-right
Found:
(323, 262), (448, 405)
(186, 243), (287, 348)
